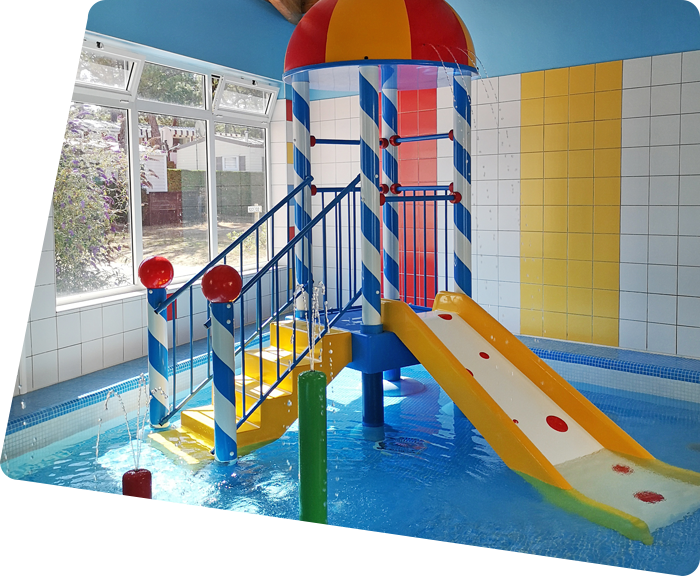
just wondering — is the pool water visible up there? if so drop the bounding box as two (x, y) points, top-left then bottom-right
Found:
(3, 364), (700, 575)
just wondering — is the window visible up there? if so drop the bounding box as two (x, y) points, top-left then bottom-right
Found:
(51, 34), (279, 304)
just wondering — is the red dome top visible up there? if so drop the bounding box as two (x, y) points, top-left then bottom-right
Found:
(284, 0), (476, 75)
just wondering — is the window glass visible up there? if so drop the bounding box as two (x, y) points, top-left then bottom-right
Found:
(54, 103), (133, 298)
(140, 113), (209, 278)
(218, 81), (271, 114)
(215, 123), (266, 268)
(137, 63), (205, 108)
(76, 49), (133, 91)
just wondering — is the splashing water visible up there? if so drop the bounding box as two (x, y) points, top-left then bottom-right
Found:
(309, 282), (327, 371)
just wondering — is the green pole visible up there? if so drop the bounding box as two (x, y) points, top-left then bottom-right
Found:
(298, 370), (328, 524)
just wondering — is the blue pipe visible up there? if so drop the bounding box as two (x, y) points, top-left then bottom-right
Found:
(394, 133), (451, 144)
(395, 185), (451, 192)
(384, 194), (456, 203)
(313, 138), (360, 146)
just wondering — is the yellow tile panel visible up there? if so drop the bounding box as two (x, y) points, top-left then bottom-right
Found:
(569, 122), (594, 150)
(568, 260), (593, 288)
(544, 232), (567, 260)
(593, 234), (620, 262)
(520, 309), (543, 336)
(595, 61), (623, 92)
(287, 142), (294, 164)
(594, 119), (622, 149)
(521, 99), (544, 126)
(543, 285), (567, 313)
(592, 316), (619, 346)
(569, 93), (595, 122)
(543, 258), (567, 286)
(594, 178), (621, 205)
(545, 68), (569, 97)
(568, 287), (593, 316)
(520, 258), (542, 284)
(544, 151), (568, 179)
(544, 179), (568, 205)
(594, 206), (620, 234)
(544, 206), (567, 232)
(522, 71), (545, 99)
(595, 90), (622, 120)
(568, 178), (594, 205)
(544, 124), (569, 151)
(544, 96), (569, 124)
(521, 180), (544, 205)
(593, 289), (619, 318)
(521, 231), (543, 258)
(543, 311), (567, 339)
(568, 233), (593, 261)
(521, 283), (543, 310)
(593, 261), (619, 290)
(568, 314), (593, 343)
(594, 148), (621, 178)
(569, 64), (595, 94)
(521, 152), (544, 179)
(521, 206), (543, 232)
(521, 125), (544, 152)
(569, 149), (594, 178)
(568, 206), (593, 233)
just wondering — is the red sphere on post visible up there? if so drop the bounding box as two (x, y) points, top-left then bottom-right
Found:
(122, 468), (153, 538)
(138, 256), (174, 289)
(202, 265), (242, 303)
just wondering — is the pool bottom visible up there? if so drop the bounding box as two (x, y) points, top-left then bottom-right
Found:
(3, 364), (700, 576)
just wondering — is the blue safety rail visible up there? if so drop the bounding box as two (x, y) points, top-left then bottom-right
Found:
(152, 174), (362, 427)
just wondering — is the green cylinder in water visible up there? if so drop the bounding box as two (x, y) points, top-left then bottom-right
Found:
(298, 369), (328, 524)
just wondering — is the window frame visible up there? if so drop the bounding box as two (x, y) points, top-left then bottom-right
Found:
(56, 32), (279, 309)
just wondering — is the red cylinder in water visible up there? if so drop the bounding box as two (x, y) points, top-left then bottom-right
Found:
(122, 468), (153, 538)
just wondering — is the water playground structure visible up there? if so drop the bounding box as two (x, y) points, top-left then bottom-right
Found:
(132, 0), (700, 546)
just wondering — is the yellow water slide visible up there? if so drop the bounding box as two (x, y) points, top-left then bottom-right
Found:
(382, 292), (700, 544)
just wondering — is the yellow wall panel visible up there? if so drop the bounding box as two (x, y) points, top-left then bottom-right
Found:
(521, 231), (543, 258)
(521, 152), (544, 179)
(594, 148), (621, 178)
(521, 206), (543, 231)
(569, 178), (594, 205)
(569, 64), (595, 94)
(521, 258), (543, 284)
(521, 309), (543, 336)
(593, 234), (620, 262)
(594, 206), (621, 234)
(544, 124), (569, 151)
(569, 93), (595, 122)
(568, 233), (593, 261)
(521, 125), (544, 152)
(569, 150), (594, 178)
(545, 68), (569, 97)
(595, 91), (622, 120)
(522, 283), (543, 309)
(595, 120), (622, 149)
(568, 260), (593, 288)
(592, 316), (619, 346)
(595, 61), (623, 92)
(569, 122), (594, 150)
(544, 151), (568, 178)
(522, 71), (545, 99)
(522, 99), (544, 126)
(593, 289), (619, 318)
(594, 178), (621, 205)
(543, 311), (567, 339)
(569, 206), (593, 233)
(544, 96), (569, 124)
(593, 261), (620, 290)
(544, 206), (567, 232)
(568, 287), (593, 316)
(544, 179), (568, 205)
(543, 258), (567, 286)
(521, 180), (544, 205)
(568, 314), (593, 343)
(544, 232), (567, 259)
(543, 285), (567, 313)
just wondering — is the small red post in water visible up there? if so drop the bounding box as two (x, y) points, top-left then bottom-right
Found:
(122, 468), (153, 538)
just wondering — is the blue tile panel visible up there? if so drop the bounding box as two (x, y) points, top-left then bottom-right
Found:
(6, 354), (211, 437)
(517, 336), (700, 385)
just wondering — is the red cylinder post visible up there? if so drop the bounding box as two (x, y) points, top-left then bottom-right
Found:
(122, 468), (153, 538)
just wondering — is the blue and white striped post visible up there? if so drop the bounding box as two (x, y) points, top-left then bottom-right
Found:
(210, 301), (237, 463)
(292, 75), (312, 317)
(360, 65), (384, 427)
(147, 288), (169, 426)
(381, 66), (402, 384)
(453, 72), (473, 297)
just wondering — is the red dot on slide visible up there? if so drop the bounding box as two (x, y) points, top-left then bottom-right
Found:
(634, 491), (665, 504)
(479, 352), (490, 359)
(466, 368), (474, 377)
(513, 419), (519, 424)
(438, 313), (452, 320)
(546, 415), (568, 432)
(612, 464), (633, 475)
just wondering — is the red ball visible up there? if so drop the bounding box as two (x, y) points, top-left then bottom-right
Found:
(202, 265), (242, 303)
(138, 256), (174, 289)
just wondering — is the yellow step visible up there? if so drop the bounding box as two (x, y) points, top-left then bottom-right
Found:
(243, 346), (310, 391)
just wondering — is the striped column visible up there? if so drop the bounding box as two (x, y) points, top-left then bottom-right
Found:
(381, 66), (400, 302)
(210, 302), (237, 463)
(292, 77), (312, 316)
(453, 73), (473, 297)
(147, 288), (169, 426)
(359, 66), (382, 333)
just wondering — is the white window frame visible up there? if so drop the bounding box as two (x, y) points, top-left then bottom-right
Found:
(56, 32), (280, 309)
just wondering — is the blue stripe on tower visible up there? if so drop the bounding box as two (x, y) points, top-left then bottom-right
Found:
(359, 66), (382, 332)
(292, 77), (312, 315)
(211, 302), (237, 462)
(147, 288), (169, 426)
(381, 65), (400, 301)
(453, 73), (472, 297)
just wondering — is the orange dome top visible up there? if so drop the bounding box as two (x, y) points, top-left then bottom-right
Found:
(284, 0), (476, 76)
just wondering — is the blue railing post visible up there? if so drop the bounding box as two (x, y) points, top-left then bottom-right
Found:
(453, 72), (473, 297)
(359, 65), (384, 427)
(292, 74), (313, 318)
